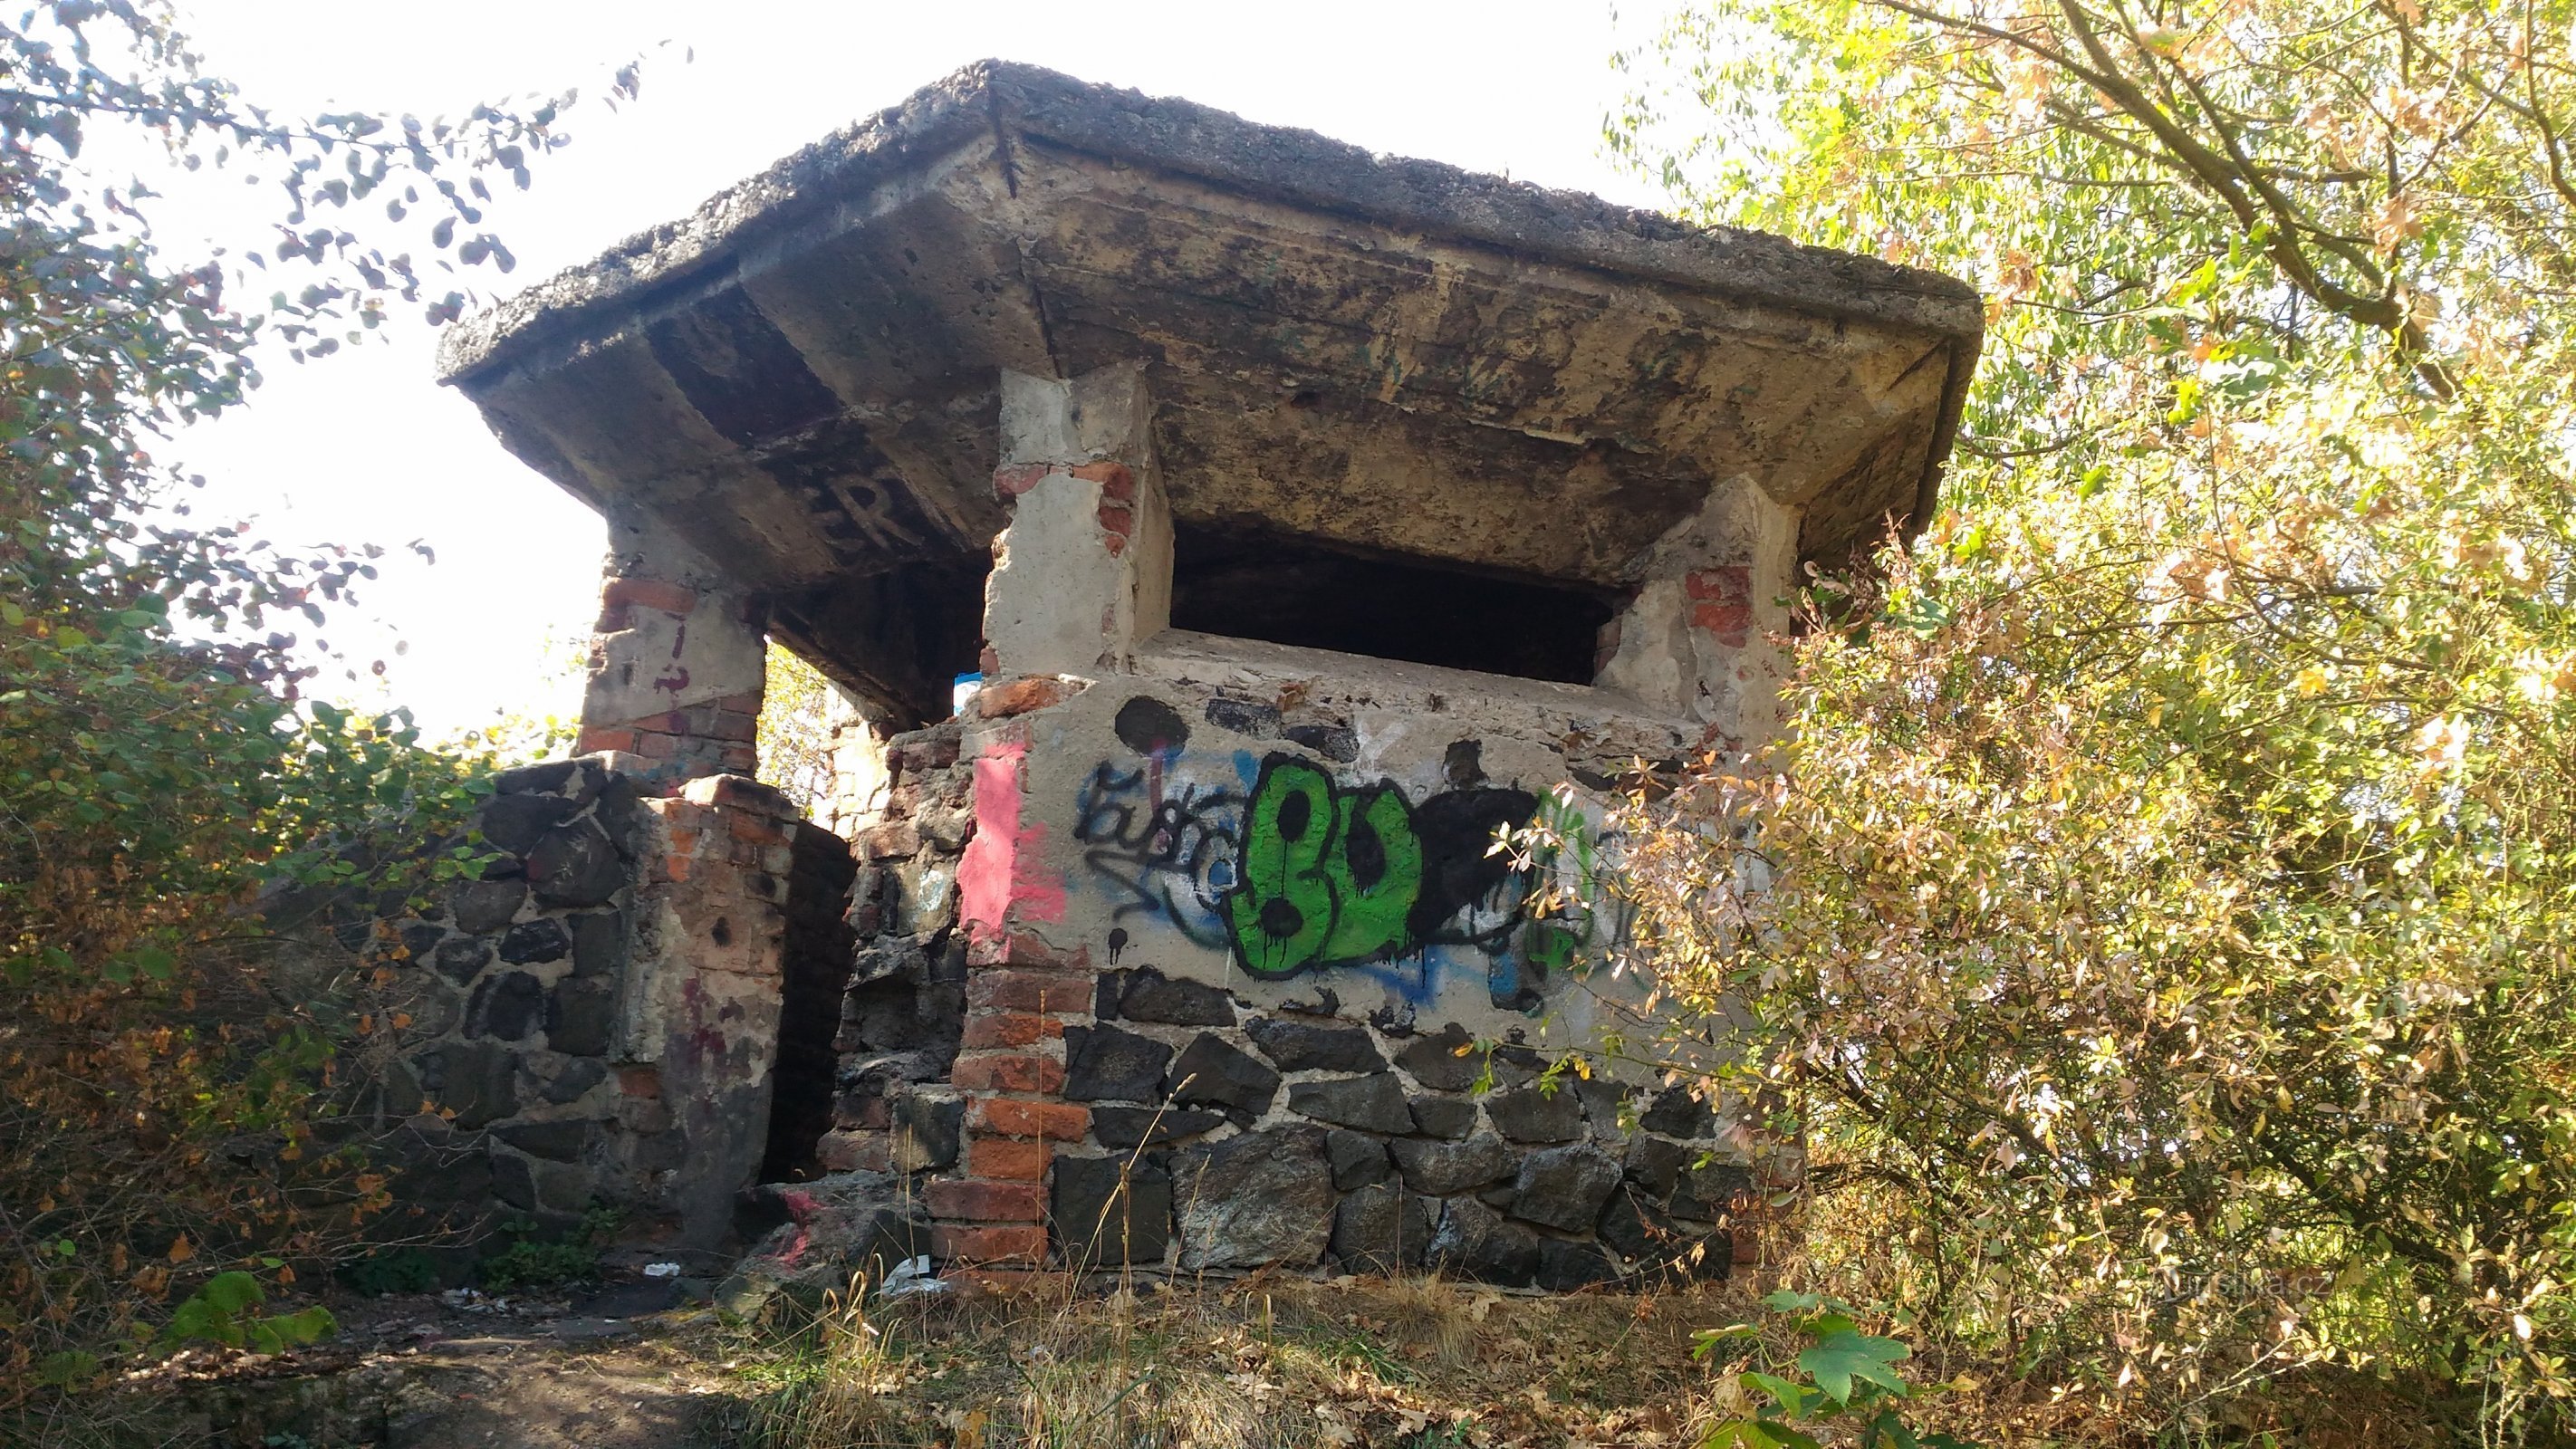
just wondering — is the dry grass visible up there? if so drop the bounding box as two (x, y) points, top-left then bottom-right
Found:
(709, 1272), (1756, 1449)
(697, 1271), (2454, 1449)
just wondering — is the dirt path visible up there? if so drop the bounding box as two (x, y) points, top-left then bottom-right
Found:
(377, 1334), (722, 1449)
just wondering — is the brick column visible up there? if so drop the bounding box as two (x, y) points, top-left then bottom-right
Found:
(1593, 482), (1802, 746)
(929, 939), (1092, 1265)
(573, 511), (768, 786)
(919, 360), (1168, 1269)
(981, 361), (1170, 681)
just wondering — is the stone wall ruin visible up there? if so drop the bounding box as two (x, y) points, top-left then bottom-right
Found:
(408, 61), (1981, 1287)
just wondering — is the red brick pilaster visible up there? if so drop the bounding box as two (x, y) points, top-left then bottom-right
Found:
(935, 940), (1095, 1267)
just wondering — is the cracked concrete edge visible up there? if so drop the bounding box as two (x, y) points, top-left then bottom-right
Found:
(434, 59), (1984, 389)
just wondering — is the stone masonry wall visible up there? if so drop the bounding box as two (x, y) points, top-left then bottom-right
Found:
(808, 719), (972, 1186)
(787, 657), (1776, 1287)
(377, 755), (804, 1253)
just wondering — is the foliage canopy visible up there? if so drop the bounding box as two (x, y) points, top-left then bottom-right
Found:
(1611, 0), (2576, 1436)
(0, 0), (640, 1405)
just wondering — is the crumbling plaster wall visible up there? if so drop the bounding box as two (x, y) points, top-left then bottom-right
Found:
(870, 640), (1773, 1286)
(573, 512), (768, 783)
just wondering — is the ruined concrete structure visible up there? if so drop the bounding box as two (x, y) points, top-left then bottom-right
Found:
(420, 62), (1979, 1286)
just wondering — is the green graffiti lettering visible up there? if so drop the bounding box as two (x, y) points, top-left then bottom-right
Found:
(1226, 758), (1338, 976)
(1213, 751), (1618, 1005)
(1318, 784), (1422, 963)
(1224, 759), (1425, 977)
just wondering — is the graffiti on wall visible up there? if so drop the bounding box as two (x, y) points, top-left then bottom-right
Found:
(1071, 698), (1245, 951)
(1072, 695), (1625, 1012)
(1223, 753), (1533, 978)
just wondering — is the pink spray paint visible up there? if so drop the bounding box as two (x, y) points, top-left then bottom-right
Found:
(957, 740), (1067, 945)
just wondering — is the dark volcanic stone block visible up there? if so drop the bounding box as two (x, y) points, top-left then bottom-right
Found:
(537, 1056), (609, 1105)
(1389, 1134), (1515, 1195)
(890, 1092), (965, 1172)
(1511, 1144), (1622, 1233)
(1574, 1077), (1631, 1137)
(1064, 1024), (1176, 1102)
(1395, 1023), (1481, 1091)
(1165, 1032), (1281, 1115)
(1091, 1105), (1226, 1149)
(528, 818), (623, 907)
(448, 878), (527, 936)
(1486, 1084), (1583, 1144)
(1536, 1237), (1618, 1291)
(1246, 1017), (1386, 1073)
(1331, 1183), (1431, 1272)
(497, 1118), (593, 1162)
(567, 910), (626, 978)
(1287, 1073), (1414, 1134)
(396, 1142), (495, 1207)
(1673, 1160), (1756, 1221)
(418, 1041), (516, 1129)
(498, 916), (571, 964)
(480, 793), (577, 855)
(1203, 696), (1282, 737)
(1326, 1129), (1392, 1190)
(494, 759), (581, 796)
(1626, 1137), (1690, 1199)
(468, 971), (545, 1041)
(1283, 723), (1359, 762)
(398, 921), (448, 962)
(543, 976), (616, 1056)
(1116, 967), (1236, 1026)
(1598, 1186), (1659, 1262)
(492, 1150), (537, 1211)
(1171, 1126), (1332, 1271)
(1426, 1197), (1540, 1287)
(431, 936), (493, 987)
(1406, 1095), (1478, 1139)
(1640, 1085), (1716, 1138)
(1053, 1155), (1172, 1267)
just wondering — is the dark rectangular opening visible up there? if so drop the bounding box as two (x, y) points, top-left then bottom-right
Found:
(1168, 523), (1620, 685)
(770, 552), (990, 732)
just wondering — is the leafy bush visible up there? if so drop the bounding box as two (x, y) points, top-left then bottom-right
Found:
(341, 1247), (441, 1299)
(0, 0), (645, 1405)
(1611, 0), (2576, 1437)
(478, 1209), (620, 1293)
(161, 1271), (337, 1357)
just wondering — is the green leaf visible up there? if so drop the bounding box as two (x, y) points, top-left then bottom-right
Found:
(1797, 1330), (1910, 1405)
(267, 1305), (338, 1346)
(34, 1350), (99, 1387)
(1744, 1370), (1815, 1417)
(195, 1270), (266, 1315)
(1703, 1419), (1825, 1449)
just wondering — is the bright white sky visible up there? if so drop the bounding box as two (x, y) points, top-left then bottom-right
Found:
(159, 1), (1677, 737)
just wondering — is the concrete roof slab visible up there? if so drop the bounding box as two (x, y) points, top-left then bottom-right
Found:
(441, 60), (1980, 603)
